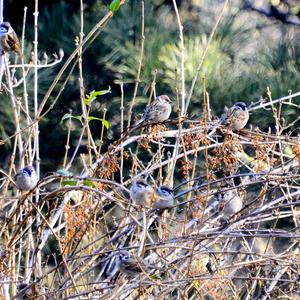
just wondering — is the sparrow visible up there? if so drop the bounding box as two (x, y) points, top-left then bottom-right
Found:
(15, 166), (38, 191)
(132, 95), (172, 128)
(0, 22), (22, 56)
(130, 179), (154, 208)
(220, 102), (249, 131)
(217, 186), (243, 218)
(152, 185), (175, 210)
(116, 250), (151, 277)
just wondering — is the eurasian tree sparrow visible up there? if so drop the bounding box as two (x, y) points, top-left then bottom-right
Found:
(15, 166), (38, 191)
(152, 185), (174, 210)
(217, 187), (243, 218)
(117, 250), (151, 277)
(0, 22), (22, 56)
(132, 95), (172, 128)
(220, 102), (249, 131)
(130, 179), (154, 208)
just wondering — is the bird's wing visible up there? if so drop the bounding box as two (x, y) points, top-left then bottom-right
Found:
(142, 103), (154, 121)
(122, 260), (144, 273)
(7, 31), (21, 55)
(153, 199), (174, 210)
(220, 107), (235, 125)
(130, 105), (150, 129)
(144, 102), (168, 122)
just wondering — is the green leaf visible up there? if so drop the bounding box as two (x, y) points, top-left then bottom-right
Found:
(83, 180), (96, 187)
(61, 113), (83, 124)
(283, 146), (293, 156)
(62, 180), (78, 186)
(87, 116), (110, 129)
(109, 0), (121, 13)
(84, 87), (111, 106)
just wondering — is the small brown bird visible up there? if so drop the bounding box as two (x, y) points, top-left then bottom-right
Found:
(220, 102), (249, 131)
(117, 250), (152, 277)
(152, 185), (175, 210)
(0, 22), (22, 56)
(132, 95), (172, 128)
(217, 187), (243, 218)
(130, 179), (154, 208)
(15, 166), (38, 191)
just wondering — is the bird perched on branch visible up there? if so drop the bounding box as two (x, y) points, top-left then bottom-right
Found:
(0, 22), (22, 56)
(152, 185), (175, 211)
(217, 186), (243, 219)
(15, 166), (37, 191)
(130, 179), (154, 208)
(132, 95), (172, 129)
(117, 250), (153, 277)
(220, 102), (249, 131)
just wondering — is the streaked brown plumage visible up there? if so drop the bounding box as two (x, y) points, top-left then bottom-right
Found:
(132, 95), (172, 128)
(152, 185), (174, 210)
(117, 250), (151, 276)
(130, 179), (154, 208)
(220, 102), (249, 131)
(0, 22), (22, 56)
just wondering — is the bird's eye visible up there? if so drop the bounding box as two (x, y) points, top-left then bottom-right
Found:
(137, 181), (147, 188)
(0, 27), (7, 33)
(159, 187), (172, 195)
(218, 192), (225, 200)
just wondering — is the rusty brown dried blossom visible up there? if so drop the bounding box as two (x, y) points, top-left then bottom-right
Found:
(180, 123), (209, 151)
(96, 153), (120, 179)
(195, 194), (207, 209)
(139, 136), (151, 150)
(179, 159), (192, 179)
(209, 142), (238, 170)
(123, 151), (130, 160)
(149, 124), (167, 135)
(292, 143), (300, 158)
(63, 202), (89, 253)
(94, 182), (108, 191)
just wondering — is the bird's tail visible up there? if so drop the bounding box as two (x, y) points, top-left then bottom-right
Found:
(131, 118), (144, 130)
(121, 118), (144, 136)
